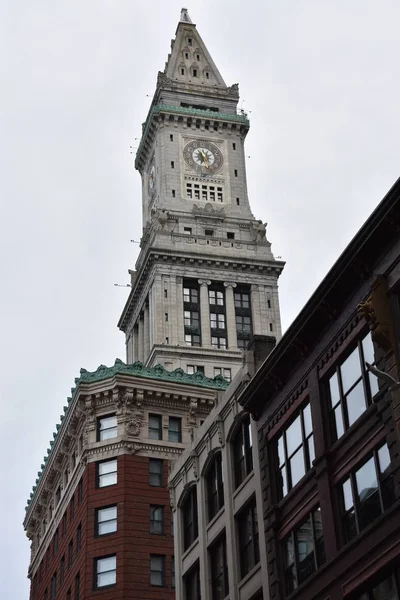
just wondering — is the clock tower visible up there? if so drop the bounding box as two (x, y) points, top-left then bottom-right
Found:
(118, 8), (284, 381)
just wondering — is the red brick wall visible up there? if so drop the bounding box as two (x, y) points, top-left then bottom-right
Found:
(30, 455), (175, 599)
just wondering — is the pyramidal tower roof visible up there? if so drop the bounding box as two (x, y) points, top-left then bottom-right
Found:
(163, 8), (227, 89)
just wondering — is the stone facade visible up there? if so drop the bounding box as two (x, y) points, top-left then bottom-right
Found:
(118, 9), (284, 380)
(239, 178), (400, 600)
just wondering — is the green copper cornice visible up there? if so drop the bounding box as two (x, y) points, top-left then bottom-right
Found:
(25, 359), (228, 512)
(135, 103), (249, 170)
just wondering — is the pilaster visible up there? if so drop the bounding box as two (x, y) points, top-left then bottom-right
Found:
(224, 282), (238, 350)
(138, 313), (144, 363)
(198, 279), (211, 348)
(251, 284), (262, 335)
(143, 302), (150, 363)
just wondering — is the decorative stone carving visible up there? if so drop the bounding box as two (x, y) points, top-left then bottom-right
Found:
(251, 219), (267, 241)
(216, 416), (225, 447)
(192, 203), (225, 218)
(169, 485), (176, 510)
(190, 451), (199, 481)
(226, 83), (239, 97)
(187, 398), (198, 427)
(126, 417), (142, 437)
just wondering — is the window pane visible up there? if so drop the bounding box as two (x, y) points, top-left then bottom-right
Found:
(340, 347), (362, 393)
(355, 457), (381, 528)
(369, 372), (380, 397)
(334, 405), (344, 438)
(290, 447), (306, 488)
(99, 473), (117, 487)
(303, 404), (312, 436)
(342, 479), (353, 511)
(286, 415), (302, 456)
(99, 460), (117, 475)
(99, 507), (117, 521)
(362, 333), (375, 366)
(329, 372), (340, 406)
(372, 574), (398, 600)
(280, 465), (288, 497)
(308, 435), (315, 466)
(97, 571), (116, 587)
(284, 536), (297, 594)
(98, 556), (116, 572)
(278, 436), (285, 467)
(296, 515), (315, 584)
(377, 444), (391, 474)
(98, 521), (117, 535)
(346, 380), (367, 427)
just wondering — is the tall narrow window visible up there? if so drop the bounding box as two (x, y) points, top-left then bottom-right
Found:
(184, 562), (201, 600)
(206, 452), (224, 521)
(150, 506), (165, 534)
(237, 499), (259, 578)
(183, 486), (198, 550)
(74, 572), (80, 600)
(60, 556), (65, 584)
(328, 332), (379, 439)
(277, 402), (315, 497)
(148, 414), (162, 440)
(168, 417), (182, 443)
(149, 458), (163, 486)
(78, 478), (83, 504)
(95, 555), (116, 588)
(68, 540), (73, 568)
(50, 572), (57, 600)
(96, 506), (117, 536)
(150, 555), (165, 587)
(97, 459), (117, 488)
(209, 535), (229, 600)
(97, 414), (117, 441)
(233, 416), (253, 489)
(76, 523), (82, 552)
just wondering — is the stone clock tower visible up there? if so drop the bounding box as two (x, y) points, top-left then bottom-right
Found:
(118, 8), (284, 381)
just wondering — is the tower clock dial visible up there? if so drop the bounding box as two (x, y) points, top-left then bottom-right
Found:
(183, 140), (223, 174)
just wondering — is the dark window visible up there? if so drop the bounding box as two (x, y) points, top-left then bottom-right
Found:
(97, 458), (117, 488)
(74, 572), (80, 600)
(97, 414), (117, 441)
(233, 143), (236, 150)
(181, 68), (185, 75)
(233, 416), (253, 489)
(53, 528), (59, 556)
(94, 555), (116, 588)
(227, 232), (235, 239)
(183, 286), (199, 303)
(68, 540), (73, 568)
(234, 169), (238, 177)
(236, 198), (240, 205)
(78, 478), (83, 504)
(172, 189), (176, 197)
(62, 513), (67, 536)
(196, 54), (200, 60)
(170, 134), (174, 141)
(76, 523), (82, 552)
(188, 37), (192, 45)
(283, 507), (325, 595)
(183, 486), (198, 550)
(193, 69), (198, 77)
(150, 555), (165, 586)
(172, 556), (175, 588)
(184, 562), (201, 600)
(168, 417), (182, 442)
(213, 367), (231, 382)
(184, 227), (192, 234)
(205, 71), (209, 79)
(50, 572), (57, 600)
(149, 414), (162, 440)
(66, 589), (71, 600)
(234, 292), (250, 309)
(354, 571), (400, 599)
(184, 310), (199, 327)
(187, 365), (204, 375)
(236, 315), (251, 332)
(96, 506), (117, 536)
(209, 535), (229, 600)
(340, 443), (394, 543)
(205, 228), (214, 236)
(206, 453), (224, 521)
(149, 458), (163, 486)
(328, 332), (379, 439)
(171, 161), (174, 168)
(277, 402), (315, 497)
(237, 499), (259, 578)
(55, 486), (61, 506)
(150, 506), (164, 534)
(60, 556), (65, 584)
(70, 495), (75, 520)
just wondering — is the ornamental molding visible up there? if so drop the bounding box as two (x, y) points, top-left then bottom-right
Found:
(265, 379), (309, 435)
(192, 203), (225, 218)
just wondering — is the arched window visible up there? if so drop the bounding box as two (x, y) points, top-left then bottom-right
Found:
(182, 485), (198, 551)
(206, 452), (224, 522)
(232, 415), (253, 489)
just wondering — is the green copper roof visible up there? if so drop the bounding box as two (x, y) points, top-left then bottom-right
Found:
(25, 359), (228, 513)
(136, 103), (249, 168)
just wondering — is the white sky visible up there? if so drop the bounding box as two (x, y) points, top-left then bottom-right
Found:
(1, 1), (399, 595)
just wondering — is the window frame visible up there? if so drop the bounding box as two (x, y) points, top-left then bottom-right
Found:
(233, 416), (253, 489)
(149, 458), (163, 486)
(94, 555), (117, 590)
(206, 452), (224, 522)
(150, 554), (166, 587)
(148, 413), (162, 440)
(150, 505), (165, 535)
(182, 486), (199, 551)
(237, 498), (259, 579)
(209, 534), (229, 600)
(97, 458), (118, 488)
(168, 416), (182, 443)
(97, 413), (118, 442)
(96, 505), (118, 537)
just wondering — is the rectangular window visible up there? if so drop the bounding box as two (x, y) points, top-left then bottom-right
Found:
(210, 313), (225, 329)
(206, 453), (224, 522)
(97, 459), (117, 488)
(171, 161), (174, 168)
(209, 186), (215, 201)
(233, 142), (236, 150)
(328, 332), (379, 439)
(237, 499), (259, 578)
(60, 556), (65, 584)
(148, 413), (162, 440)
(170, 134), (173, 141)
(68, 540), (73, 568)
(66, 589), (71, 600)
(236, 198), (240, 205)
(202, 185), (208, 201)
(70, 495), (75, 520)
(340, 443), (394, 543)
(283, 507), (325, 594)
(205, 228), (214, 236)
(233, 416), (253, 488)
(187, 365), (204, 375)
(212, 337), (227, 349)
(172, 189), (176, 197)
(53, 528), (59, 556)
(96, 506), (117, 536)
(78, 478), (83, 504)
(97, 414), (117, 441)
(168, 417), (182, 443)
(50, 572), (57, 600)
(185, 333), (201, 346)
(277, 402), (315, 497)
(95, 555), (116, 588)
(183, 287), (199, 304)
(183, 486), (198, 551)
(227, 232), (235, 239)
(213, 367), (231, 382)
(149, 458), (163, 486)
(234, 169), (238, 177)
(74, 572), (80, 600)
(184, 563), (201, 600)
(184, 310), (199, 327)
(217, 187), (223, 202)
(209, 290), (224, 305)
(354, 571), (400, 600)
(76, 523), (82, 552)
(184, 227), (192, 234)
(62, 513), (67, 536)
(150, 506), (164, 534)
(234, 292), (250, 308)
(236, 315), (251, 332)
(150, 555), (165, 587)
(209, 535), (229, 600)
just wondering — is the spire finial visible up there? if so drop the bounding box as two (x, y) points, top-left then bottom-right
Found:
(180, 8), (192, 23)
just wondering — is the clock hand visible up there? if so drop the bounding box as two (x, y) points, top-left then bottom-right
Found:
(200, 149), (210, 168)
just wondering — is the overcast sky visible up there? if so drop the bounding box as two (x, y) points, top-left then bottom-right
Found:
(1, 0), (399, 595)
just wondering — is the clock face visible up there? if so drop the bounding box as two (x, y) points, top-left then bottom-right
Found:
(183, 140), (223, 174)
(148, 164), (156, 194)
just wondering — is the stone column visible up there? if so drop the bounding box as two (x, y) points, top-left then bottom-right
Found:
(169, 275), (178, 345)
(143, 302), (150, 364)
(138, 313), (144, 363)
(133, 325), (139, 363)
(224, 282), (238, 349)
(198, 279), (211, 347)
(148, 287), (153, 349)
(251, 283), (262, 335)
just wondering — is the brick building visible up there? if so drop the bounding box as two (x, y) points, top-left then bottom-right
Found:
(239, 178), (400, 599)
